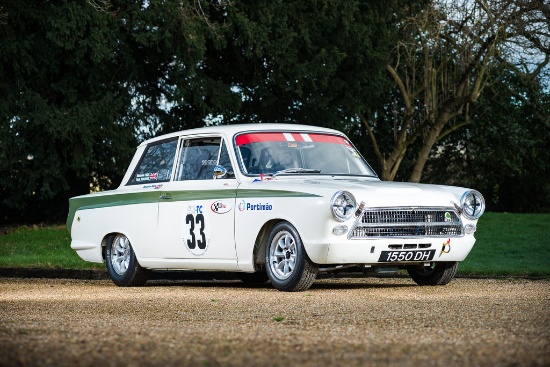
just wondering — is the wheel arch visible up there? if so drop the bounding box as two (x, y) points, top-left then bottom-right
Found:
(101, 233), (115, 262)
(252, 218), (316, 271)
(101, 232), (127, 262)
(252, 219), (284, 271)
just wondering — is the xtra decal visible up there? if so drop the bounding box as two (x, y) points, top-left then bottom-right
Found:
(211, 200), (233, 214)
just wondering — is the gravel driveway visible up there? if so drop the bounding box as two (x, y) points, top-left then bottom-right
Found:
(1, 276), (548, 367)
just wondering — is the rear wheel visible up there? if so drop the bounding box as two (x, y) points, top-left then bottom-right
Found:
(105, 234), (150, 287)
(406, 261), (459, 286)
(265, 222), (318, 292)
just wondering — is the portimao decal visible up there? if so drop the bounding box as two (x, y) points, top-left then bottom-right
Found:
(238, 199), (274, 212)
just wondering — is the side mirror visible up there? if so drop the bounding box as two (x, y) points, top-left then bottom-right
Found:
(213, 165), (227, 178)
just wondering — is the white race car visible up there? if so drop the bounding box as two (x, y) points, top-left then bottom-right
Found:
(67, 124), (485, 291)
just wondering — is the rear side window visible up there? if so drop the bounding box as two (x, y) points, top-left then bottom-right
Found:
(128, 138), (178, 185)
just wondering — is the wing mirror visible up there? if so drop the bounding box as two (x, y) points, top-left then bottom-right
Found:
(213, 165), (227, 178)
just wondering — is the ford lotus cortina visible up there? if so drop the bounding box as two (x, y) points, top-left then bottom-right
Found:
(67, 124), (485, 291)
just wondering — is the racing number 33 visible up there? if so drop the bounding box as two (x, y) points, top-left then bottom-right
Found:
(185, 213), (206, 249)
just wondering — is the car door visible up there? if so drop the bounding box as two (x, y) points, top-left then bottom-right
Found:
(157, 135), (239, 261)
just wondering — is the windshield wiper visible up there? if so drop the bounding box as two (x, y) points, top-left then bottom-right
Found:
(272, 168), (321, 176)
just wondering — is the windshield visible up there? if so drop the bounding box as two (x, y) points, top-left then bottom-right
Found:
(235, 132), (377, 177)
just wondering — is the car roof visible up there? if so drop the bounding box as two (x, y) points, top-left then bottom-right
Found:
(138, 123), (345, 147)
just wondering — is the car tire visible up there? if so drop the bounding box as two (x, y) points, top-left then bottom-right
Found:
(265, 222), (318, 292)
(105, 234), (150, 287)
(406, 261), (459, 286)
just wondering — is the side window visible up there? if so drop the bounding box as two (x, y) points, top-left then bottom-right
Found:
(129, 138), (178, 185)
(176, 137), (235, 181)
(176, 137), (221, 181)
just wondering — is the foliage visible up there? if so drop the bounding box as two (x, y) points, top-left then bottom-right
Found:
(0, 1), (129, 223)
(0, 0), (216, 224)
(423, 67), (550, 212)
(0, 0), (411, 223)
(142, 0), (416, 135)
(361, 0), (550, 182)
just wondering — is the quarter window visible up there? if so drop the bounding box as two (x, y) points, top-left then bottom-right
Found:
(128, 138), (178, 185)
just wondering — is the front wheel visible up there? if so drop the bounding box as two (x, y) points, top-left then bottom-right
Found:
(265, 222), (318, 292)
(105, 234), (150, 287)
(406, 261), (459, 286)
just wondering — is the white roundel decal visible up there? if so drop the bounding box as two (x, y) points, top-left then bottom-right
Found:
(180, 203), (211, 256)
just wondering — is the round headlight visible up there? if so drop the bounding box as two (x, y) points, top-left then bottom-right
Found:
(460, 190), (485, 219)
(331, 191), (356, 222)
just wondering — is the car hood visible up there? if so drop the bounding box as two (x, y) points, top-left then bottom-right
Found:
(244, 176), (466, 208)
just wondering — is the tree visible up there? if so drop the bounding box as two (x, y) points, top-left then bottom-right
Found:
(158, 0), (417, 134)
(423, 66), (550, 212)
(0, 0), (217, 224)
(361, 0), (550, 182)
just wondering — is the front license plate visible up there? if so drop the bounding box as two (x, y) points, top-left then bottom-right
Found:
(378, 250), (436, 262)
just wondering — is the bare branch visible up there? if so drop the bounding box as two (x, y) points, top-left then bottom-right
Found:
(359, 114), (384, 167)
(378, 0), (550, 182)
(86, 0), (117, 15)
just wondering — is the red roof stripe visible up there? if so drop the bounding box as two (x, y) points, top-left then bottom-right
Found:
(235, 133), (286, 145)
(235, 132), (348, 146)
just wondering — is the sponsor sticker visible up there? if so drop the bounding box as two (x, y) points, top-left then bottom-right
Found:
(252, 174), (276, 183)
(439, 238), (451, 257)
(211, 200), (232, 214)
(238, 199), (274, 212)
(142, 184), (163, 190)
(135, 172), (159, 182)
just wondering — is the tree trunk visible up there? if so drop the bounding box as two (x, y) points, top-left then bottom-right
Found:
(408, 115), (449, 183)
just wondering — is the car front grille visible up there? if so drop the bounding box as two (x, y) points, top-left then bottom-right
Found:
(349, 207), (463, 239)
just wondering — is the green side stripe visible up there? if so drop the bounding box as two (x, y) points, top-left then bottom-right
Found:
(236, 189), (320, 199)
(66, 189), (320, 231)
(66, 191), (160, 231)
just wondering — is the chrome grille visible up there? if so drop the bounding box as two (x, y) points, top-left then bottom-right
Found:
(349, 207), (463, 239)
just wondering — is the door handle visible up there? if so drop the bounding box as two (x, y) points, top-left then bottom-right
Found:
(160, 193), (173, 200)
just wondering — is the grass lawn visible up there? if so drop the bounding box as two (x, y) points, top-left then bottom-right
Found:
(459, 212), (550, 277)
(0, 212), (549, 276)
(0, 225), (103, 270)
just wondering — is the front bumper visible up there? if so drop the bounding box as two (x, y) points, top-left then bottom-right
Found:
(324, 235), (476, 264)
